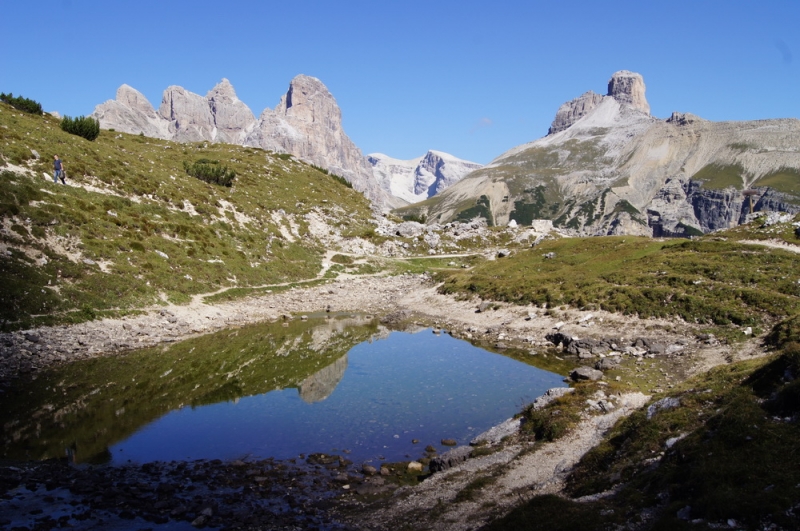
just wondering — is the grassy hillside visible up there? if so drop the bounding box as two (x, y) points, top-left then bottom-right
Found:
(440, 229), (800, 330)
(0, 103), (375, 330)
(437, 219), (800, 530)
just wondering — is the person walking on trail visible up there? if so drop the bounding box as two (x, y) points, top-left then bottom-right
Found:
(53, 155), (65, 184)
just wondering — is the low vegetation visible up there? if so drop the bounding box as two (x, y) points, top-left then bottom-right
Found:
(690, 163), (744, 190)
(0, 101), (374, 329)
(440, 233), (800, 328)
(0, 92), (43, 115)
(183, 158), (236, 187)
(60, 115), (100, 141)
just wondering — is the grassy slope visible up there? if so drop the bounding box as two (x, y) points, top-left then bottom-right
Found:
(0, 104), (374, 329)
(435, 222), (800, 530)
(440, 231), (800, 329)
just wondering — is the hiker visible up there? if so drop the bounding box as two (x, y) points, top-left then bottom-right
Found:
(53, 155), (65, 184)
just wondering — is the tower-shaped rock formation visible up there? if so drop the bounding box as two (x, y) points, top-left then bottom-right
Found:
(607, 70), (650, 114)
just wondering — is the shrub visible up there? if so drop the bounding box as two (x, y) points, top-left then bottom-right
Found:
(61, 115), (100, 141)
(183, 160), (235, 187)
(0, 92), (43, 115)
(329, 172), (353, 189)
(403, 213), (427, 223)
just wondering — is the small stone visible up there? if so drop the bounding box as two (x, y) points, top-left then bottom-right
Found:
(441, 438), (457, 446)
(407, 461), (423, 472)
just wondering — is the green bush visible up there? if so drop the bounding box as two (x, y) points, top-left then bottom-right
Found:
(0, 92), (43, 115)
(329, 172), (352, 189)
(183, 160), (235, 187)
(60, 115), (100, 141)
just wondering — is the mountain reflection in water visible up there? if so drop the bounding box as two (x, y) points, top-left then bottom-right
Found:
(299, 354), (348, 403)
(0, 315), (565, 465)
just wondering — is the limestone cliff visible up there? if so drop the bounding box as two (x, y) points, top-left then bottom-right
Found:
(244, 75), (384, 204)
(92, 76), (385, 205)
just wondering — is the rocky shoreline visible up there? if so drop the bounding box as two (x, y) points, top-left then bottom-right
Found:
(0, 274), (767, 530)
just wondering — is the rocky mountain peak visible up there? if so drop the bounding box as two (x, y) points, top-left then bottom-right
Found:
(206, 78), (238, 101)
(607, 70), (649, 114)
(276, 75), (341, 129)
(548, 91), (606, 135)
(116, 84), (156, 114)
(666, 111), (705, 126)
(206, 79), (255, 144)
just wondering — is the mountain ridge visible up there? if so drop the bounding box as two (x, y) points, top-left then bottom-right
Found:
(396, 70), (800, 235)
(93, 76), (387, 205)
(368, 150), (482, 205)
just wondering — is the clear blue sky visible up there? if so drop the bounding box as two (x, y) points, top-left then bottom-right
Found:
(2, 1), (797, 164)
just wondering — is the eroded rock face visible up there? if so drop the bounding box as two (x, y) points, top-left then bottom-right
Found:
(546, 71), (648, 136)
(247, 75), (385, 204)
(206, 79), (256, 144)
(548, 91), (605, 135)
(607, 70), (650, 114)
(92, 85), (171, 139)
(92, 76), (386, 206)
(159, 85), (216, 142)
(368, 150), (482, 204)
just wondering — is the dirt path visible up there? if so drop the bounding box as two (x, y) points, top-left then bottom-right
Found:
(740, 239), (800, 254)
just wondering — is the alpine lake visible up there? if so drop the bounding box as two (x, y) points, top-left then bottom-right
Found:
(0, 314), (567, 469)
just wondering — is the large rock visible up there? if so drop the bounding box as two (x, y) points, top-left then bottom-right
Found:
(529, 387), (575, 410)
(429, 446), (472, 473)
(607, 70), (650, 114)
(92, 85), (171, 139)
(570, 366), (604, 381)
(470, 417), (522, 446)
(245, 75), (386, 205)
(159, 85), (216, 142)
(548, 91), (605, 135)
(206, 79), (256, 144)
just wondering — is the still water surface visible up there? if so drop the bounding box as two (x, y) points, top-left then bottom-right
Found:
(1, 316), (565, 465)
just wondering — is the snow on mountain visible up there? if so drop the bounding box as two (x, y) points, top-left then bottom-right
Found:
(367, 150), (482, 204)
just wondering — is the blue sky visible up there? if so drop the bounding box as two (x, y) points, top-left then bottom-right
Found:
(2, 0), (798, 164)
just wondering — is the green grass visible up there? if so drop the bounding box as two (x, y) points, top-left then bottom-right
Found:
(0, 103), (375, 329)
(439, 236), (800, 327)
(455, 194), (493, 225)
(690, 163), (744, 190)
(753, 167), (800, 196)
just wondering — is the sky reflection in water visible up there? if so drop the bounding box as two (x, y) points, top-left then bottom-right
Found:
(111, 329), (564, 465)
